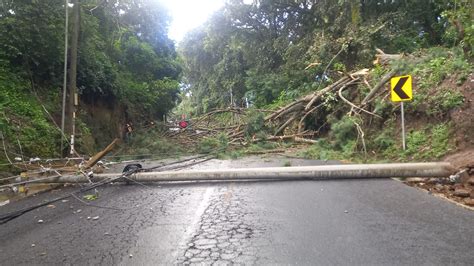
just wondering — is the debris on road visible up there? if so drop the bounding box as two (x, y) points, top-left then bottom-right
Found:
(83, 194), (98, 201)
(0, 139), (119, 193)
(453, 189), (470, 198)
(0, 155), (211, 224)
(37, 219), (44, 224)
(465, 199), (474, 206)
(467, 177), (474, 185)
(404, 164), (474, 209)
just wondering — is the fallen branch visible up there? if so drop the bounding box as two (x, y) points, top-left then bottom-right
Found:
(304, 76), (352, 111)
(245, 149), (286, 155)
(294, 136), (318, 144)
(274, 114), (298, 135)
(373, 48), (403, 66)
(83, 138), (120, 169)
(338, 81), (382, 119)
(297, 102), (325, 134)
(353, 119), (367, 155)
(360, 68), (397, 106)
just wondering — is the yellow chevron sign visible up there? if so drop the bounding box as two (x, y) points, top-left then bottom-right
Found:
(390, 75), (413, 102)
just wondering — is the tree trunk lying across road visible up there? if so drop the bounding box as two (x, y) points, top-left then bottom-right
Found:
(39, 162), (454, 183)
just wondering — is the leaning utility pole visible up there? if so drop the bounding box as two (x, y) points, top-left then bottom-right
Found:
(60, 0), (69, 156)
(67, 0), (80, 155)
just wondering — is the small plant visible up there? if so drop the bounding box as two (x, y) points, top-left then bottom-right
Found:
(198, 137), (220, 154)
(440, 90), (464, 110)
(198, 133), (229, 154)
(403, 130), (429, 159)
(244, 110), (266, 137)
(333, 62), (346, 72)
(400, 123), (453, 160)
(83, 194), (98, 201)
(373, 132), (395, 151)
(283, 161), (291, 167)
(329, 116), (357, 149)
(228, 150), (243, 159)
(427, 124), (453, 158)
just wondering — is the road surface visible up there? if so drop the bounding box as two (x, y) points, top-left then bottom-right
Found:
(1, 156), (473, 265)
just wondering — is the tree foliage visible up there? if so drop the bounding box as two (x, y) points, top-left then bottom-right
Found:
(180, 0), (472, 113)
(0, 0), (181, 159)
(0, 0), (180, 120)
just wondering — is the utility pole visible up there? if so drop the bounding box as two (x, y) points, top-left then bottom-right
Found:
(229, 88), (234, 124)
(67, 0), (80, 155)
(60, 0), (69, 157)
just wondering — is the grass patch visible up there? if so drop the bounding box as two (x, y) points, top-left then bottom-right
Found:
(377, 123), (455, 161)
(122, 128), (186, 159)
(407, 47), (470, 117)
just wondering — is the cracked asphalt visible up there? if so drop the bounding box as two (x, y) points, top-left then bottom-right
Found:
(1, 155), (474, 265)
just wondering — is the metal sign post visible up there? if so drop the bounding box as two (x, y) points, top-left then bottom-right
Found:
(401, 102), (406, 150)
(390, 75), (412, 151)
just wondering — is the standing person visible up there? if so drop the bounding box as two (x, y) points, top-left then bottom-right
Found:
(124, 121), (133, 142)
(179, 114), (188, 129)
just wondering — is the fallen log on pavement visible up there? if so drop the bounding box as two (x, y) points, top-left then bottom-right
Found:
(44, 162), (454, 183)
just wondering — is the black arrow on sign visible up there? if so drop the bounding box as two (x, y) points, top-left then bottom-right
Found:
(393, 76), (410, 99)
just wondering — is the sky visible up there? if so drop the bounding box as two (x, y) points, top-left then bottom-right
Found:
(158, 0), (225, 42)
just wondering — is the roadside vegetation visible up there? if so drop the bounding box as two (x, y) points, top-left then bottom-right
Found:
(177, 1), (472, 163)
(0, 0), (473, 174)
(297, 46), (471, 163)
(0, 0), (181, 173)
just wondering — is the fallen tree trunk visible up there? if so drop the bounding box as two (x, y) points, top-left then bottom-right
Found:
(294, 136), (318, 144)
(373, 48), (403, 66)
(166, 57), (400, 148)
(360, 69), (397, 106)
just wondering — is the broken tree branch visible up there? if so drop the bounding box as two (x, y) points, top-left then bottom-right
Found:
(360, 68), (397, 106)
(338, 81), (382, 119)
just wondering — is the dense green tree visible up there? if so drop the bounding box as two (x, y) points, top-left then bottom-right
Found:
(0, 0), (181, 159)
(0, 0), (65, 84)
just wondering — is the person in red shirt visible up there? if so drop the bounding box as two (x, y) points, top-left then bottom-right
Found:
(179, 114), (188, 129)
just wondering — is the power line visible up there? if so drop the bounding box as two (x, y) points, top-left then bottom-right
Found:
(0, 155), (215, 224)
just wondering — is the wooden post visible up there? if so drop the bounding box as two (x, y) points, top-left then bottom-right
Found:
(83, 138), (120, 169)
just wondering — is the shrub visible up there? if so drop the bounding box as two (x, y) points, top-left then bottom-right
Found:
(427, 124), (453, 158)
(198, 133), (229, 154)
(329, 116), (357, 148)
(244, 110), (266, 137)
(0, 67), (60, 159)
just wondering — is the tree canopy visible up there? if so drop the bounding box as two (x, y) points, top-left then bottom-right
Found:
(0, 0), (181, 158)
(180, 0), (472, 114)
(0, 0), (181, 120)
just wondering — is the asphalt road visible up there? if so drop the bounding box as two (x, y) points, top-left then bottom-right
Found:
(1, 156), (473, 265)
